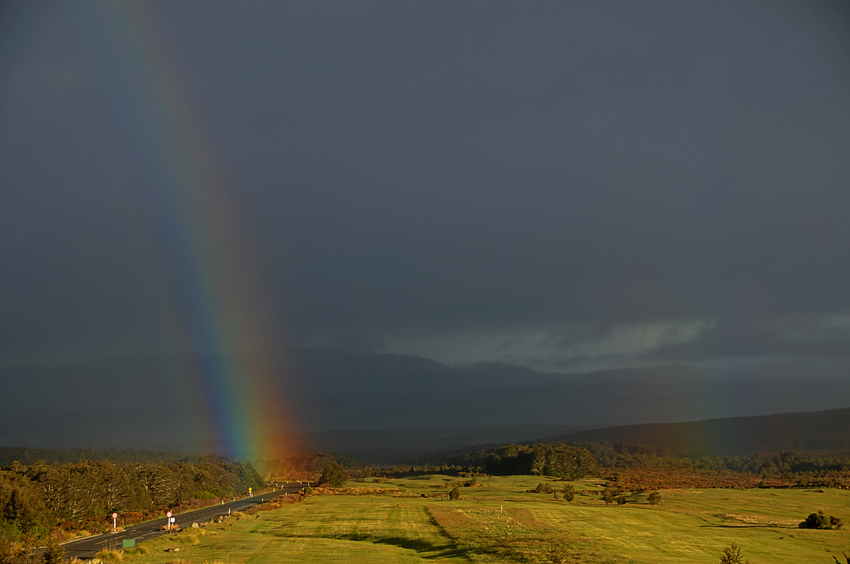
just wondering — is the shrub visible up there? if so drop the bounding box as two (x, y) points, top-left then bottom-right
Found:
(533, 483), (553, 494)
(616, 495), (627, 505)
(95, 549), (124, 562)
(449, 487), (460, 501)
(562, 484), (574, 502)
(125, 545), (149, 556)
(43, 537), (66, 564)
(547, 543), (571, 563)
(719, 542), (749, 564)
(647, 491), (663, 506)
(601, 488), (614, 504)
(800, 510), (842, 529)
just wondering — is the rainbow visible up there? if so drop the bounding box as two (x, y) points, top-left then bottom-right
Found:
(97, 3), (296, 461)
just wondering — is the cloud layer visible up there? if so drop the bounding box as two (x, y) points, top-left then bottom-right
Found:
(0, 1), (849, 382)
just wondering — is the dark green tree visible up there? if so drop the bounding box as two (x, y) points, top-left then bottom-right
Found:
(601, 488), (614, 505)
(449, 487), (460, 501)
(719, 542), (749, 564)
(317, 462), (348, 488)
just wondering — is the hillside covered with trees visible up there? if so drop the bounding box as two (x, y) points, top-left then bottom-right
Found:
(0, 458), (262, 542)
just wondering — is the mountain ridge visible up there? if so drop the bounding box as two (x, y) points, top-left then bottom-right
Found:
(2, 347), (848, 455)
(540, 406), (850, 457)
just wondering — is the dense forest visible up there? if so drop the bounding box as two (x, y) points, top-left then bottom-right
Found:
(0, 457), (263, 541)
(575, 442), (850, 475)
(483, 444), (598, 478)
(444, 440), (850, 477)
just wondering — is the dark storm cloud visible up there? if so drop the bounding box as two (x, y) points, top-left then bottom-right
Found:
(1, 1), (849, 371)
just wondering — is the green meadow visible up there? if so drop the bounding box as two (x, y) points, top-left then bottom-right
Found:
(124, 475), (850, 563)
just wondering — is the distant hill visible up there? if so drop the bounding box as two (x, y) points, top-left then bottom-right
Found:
(1, 348), (849, 457)
(286, 423), (592, 464)
(542, 407), (850, 457)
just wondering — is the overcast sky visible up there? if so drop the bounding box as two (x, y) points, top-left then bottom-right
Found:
(1, 1), (849, 375)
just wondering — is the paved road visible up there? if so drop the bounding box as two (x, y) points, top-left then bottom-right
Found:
(58, 484), (306, 560)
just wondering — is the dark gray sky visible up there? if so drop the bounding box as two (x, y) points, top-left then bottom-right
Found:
(2, 0), (849, 375)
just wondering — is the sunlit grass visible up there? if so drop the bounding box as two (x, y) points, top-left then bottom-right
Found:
(123, 476), (850, 563)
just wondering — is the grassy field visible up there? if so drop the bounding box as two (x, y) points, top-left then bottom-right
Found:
(119, 475), (850, 563)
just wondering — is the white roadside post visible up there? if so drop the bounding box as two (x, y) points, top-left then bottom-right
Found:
(112, 512), (117, 533)
(166, 511), (172, 532)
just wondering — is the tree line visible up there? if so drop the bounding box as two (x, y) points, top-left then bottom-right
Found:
(575, 442), (850, 476)
(483, 444), (598, 478)
(255, 451), (359, 479)
(0, 447), (196, 467)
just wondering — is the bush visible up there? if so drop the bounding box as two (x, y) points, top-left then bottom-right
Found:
(800, 510), (842, 530)
(449, 487), (460, 501)
(547, 543), (571, 563)
(95, 549), (124, 562)
(601, 488), (614, 504)
(43, 537), (66, 564)
(647, 491), (663, 506)
(124, 545), (149, 556)
(562, 484), (574, 502)
(719, 542), (749, 564)
(616, 495), (627, 505)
